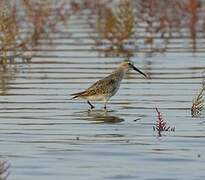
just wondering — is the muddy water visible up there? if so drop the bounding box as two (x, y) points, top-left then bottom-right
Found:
(0, 15), (205, 180)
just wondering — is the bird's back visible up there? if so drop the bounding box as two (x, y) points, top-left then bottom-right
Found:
(71, 66), (125, 99)
(88, 74), (120, 96)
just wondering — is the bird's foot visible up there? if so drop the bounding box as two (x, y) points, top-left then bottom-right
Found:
(87, 101), (95, 110)
(88, 105), (95, 110)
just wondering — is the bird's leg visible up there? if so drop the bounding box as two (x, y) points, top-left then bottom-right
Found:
(104, 100), (108, 110)
(87, 100), (95, 109)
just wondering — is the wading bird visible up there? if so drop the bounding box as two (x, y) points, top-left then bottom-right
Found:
(71, 60), (147, 109)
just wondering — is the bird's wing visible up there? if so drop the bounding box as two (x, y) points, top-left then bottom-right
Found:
(85, 75), (118, 96)
(71, 75), (119, 98)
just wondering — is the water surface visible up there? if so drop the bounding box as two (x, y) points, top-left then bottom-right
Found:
(0, 12), (205, 180)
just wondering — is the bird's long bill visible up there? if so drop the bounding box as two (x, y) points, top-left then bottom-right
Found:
(131, 64), (147, 77)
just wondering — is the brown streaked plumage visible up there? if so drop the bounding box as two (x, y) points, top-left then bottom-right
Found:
(71, 60), (147, 109)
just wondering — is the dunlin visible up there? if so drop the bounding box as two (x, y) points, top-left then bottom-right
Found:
(71, 60), (147, 109)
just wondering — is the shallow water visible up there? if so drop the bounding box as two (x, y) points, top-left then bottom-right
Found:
(1, 13), (205, 180)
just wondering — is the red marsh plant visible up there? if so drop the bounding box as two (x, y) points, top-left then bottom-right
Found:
(0, 0), (70, 65)
(22, 0), (53, 46)
(136, 0), (184, 54)
(0, 0), (19, 64)
(22, 0), (69, 46)
(0, 160), (10, 180)
(153, 107), (175, 137)
(135, 0), (205, 54)
(95, 0), (135, 57)
(84, 0), (205, 54)
(183, 0), (201, 52)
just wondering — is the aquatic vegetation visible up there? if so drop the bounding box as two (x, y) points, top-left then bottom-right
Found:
(0, 0), (19, 64)
(1, 0), (205, 62)
(0, 0), (70, 66)
(184, 0), (201, 52)
(95, 0), (135, 57)
(89, 0), (205, 56)
(0, 64), (18, 94)
(153, 107), (175, 137)
(22, 0), (69, 46)
(191, 86), (205, 117)
(136, 0), (184, 55)
(0, 160), (10, 180)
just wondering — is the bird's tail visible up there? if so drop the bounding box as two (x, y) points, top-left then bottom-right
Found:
(70, 91), (86, 99)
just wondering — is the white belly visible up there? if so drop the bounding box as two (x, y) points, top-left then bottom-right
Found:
(84, 94), (108, 101)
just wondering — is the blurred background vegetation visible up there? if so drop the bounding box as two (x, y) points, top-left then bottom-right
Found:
(1, 0), (205, 64)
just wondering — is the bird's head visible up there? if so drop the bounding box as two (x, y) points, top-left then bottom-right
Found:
(119, 60), (147, 77)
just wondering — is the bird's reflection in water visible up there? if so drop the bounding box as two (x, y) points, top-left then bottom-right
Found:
(85, 109), (124, 124)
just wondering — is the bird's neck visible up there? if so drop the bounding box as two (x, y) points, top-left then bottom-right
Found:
(111, 67), (128, 80)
